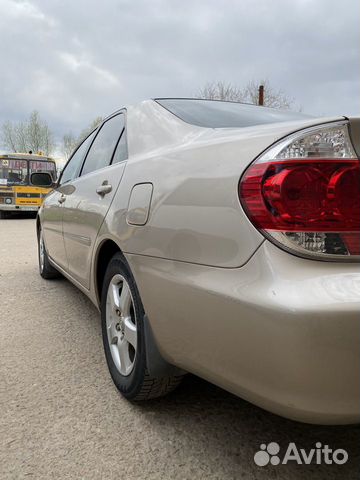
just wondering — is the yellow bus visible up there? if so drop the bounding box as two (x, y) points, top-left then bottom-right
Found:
(0, 153), (56, 218)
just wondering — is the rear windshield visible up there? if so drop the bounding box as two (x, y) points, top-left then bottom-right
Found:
(156, 98), (310, 128)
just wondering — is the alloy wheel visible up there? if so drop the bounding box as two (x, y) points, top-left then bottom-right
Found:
(105, 274), (137, 376)
(39, 231), (45, 273)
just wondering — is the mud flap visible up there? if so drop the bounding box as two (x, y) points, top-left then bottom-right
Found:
(143, 314), (185, 378)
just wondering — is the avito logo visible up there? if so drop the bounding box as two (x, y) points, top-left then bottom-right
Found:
(254, 442), (348, 466)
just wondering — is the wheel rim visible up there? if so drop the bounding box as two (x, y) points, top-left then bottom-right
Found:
(105, 274), (137, 376)
(39, 231), (45, 272)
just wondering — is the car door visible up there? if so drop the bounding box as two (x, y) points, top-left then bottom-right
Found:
(41, 131), (97, 269)
(62, 112), (128, 289)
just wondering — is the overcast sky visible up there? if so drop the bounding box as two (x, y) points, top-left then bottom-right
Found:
(0, 0), (359, 145)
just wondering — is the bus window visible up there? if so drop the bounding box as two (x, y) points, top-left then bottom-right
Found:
(0, 159), (28, 186)
(29, 160), (56, 181)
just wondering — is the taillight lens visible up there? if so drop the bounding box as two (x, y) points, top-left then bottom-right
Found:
(239, 121), (360, 260)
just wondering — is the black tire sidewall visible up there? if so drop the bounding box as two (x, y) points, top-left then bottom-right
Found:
(101, 253), (147, 399)
(38, 227), (58, 279)
(38, 230), (45, 276)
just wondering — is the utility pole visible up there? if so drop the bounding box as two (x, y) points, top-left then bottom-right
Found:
(258, 84), (264, 106)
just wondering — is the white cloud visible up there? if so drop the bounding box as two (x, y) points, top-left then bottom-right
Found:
(59, 52), (120, 87)
(0, 0), (56, 26)
(0, 0), (359, 146)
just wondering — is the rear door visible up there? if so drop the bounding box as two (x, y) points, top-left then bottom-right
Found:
(62, 113), (128, 289)
(42, 132), (96, 269)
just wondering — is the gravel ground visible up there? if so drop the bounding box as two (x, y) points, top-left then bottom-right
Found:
(0, 217), (359, 480)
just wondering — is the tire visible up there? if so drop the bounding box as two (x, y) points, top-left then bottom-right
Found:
(0, 211), (7, 219)
(38, 226), (61, 279)
(101, 253), (183, 400)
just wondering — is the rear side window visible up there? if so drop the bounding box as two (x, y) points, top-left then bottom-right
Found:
(156, 98), (310, 128)
(60, 130), (96, 185)
(81, 114), (125, 176)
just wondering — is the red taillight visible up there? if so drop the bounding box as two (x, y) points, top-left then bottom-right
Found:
(240, 159), (360, 232)
(239, 122), (360, 259)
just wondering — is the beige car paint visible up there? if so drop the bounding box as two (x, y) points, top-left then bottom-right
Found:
(41, 188), (68, 269)
(61, 161), (126, 288)
(124, 241), (360, 425)
(104, 103), (344, 269)
(348, 116), (360, 157)
(39, 100), (360, 424)
(126, 183), (153, 226)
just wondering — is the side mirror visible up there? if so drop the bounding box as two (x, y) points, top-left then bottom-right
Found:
(31, 172), (54, 188)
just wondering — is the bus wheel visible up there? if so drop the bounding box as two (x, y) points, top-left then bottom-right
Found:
(38, 227), (61, 279)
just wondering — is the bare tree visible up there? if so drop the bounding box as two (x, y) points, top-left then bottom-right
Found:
(78, 116), (103, 143)
(61, 132), (78, 160)
(27, 111), (54, 154)
(197, 81), (246, 102)
(61, 116), (104, 160)
(1, 110), (54, 154)
(1, 121), (17, 152)
(198, 80), (294, 109)
(14, 122), (28, 152)
(242, 79), (294, 109)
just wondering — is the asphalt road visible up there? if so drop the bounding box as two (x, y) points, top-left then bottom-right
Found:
(0, 217), (359, 480)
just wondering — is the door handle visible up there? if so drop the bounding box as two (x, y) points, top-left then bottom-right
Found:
(58, 194), (66, 204)
(96, 182), (112, 196)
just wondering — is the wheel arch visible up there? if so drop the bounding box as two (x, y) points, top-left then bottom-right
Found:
(36, 214), (41, 239)
(94, 238), (185, 379)
(94, 238), (124, 306)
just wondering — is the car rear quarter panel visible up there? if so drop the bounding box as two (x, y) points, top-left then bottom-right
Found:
(108, 139), (265, 268)
(103, 112), (343, 269)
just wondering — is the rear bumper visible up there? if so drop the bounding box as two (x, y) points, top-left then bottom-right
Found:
(127, 242), (360, 424)
(0, 205), (39, 212)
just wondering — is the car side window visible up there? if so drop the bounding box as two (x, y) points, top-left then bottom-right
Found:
(81, 114), (125, 176)
(60, 131), (96, 185)
(112, 128), (128, 164)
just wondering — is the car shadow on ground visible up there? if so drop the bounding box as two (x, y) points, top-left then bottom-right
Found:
(132, 373), (360, 479)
